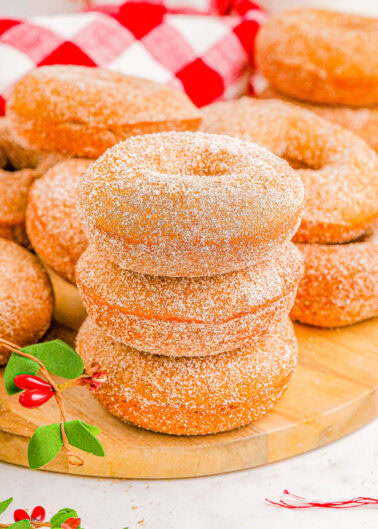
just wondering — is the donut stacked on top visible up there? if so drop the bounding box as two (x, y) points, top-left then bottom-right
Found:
(74, 131), (304, 435)
(7, 65), (201, 283)
(200, 97), (378, 327)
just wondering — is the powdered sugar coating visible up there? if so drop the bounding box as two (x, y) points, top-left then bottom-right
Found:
(0, 238), (53, 364)
(7, 66), (201, 158)
(76, 242), (303, 356)
(259, 86), (378, 152)
(292, 223), (378, 327)
(256, 8), (378, 106)
(76, 317), (297, 435)
(26, 159), (90, 284)
(201, 97), (378, 244)
(77, 131), (304, 276)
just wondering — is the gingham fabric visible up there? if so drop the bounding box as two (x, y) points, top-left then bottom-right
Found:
(0, 0), (266, 114)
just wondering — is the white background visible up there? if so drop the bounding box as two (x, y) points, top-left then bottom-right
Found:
(0, 421), (377, 528)
(0, 1), (377, 528)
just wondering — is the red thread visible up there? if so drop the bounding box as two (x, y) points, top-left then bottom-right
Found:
(266, 490), (378, 509)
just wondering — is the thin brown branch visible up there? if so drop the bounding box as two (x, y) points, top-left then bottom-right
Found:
(0, 338), (84, 467)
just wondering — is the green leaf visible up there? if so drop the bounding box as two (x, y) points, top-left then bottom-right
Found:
(31, 340), (84, 379)
(81, 422), (101, 436)
(9, 521), (31, 529)
(28, 423), (63, 469)
(0, 497), (13, 516)
(50, 508), (78, 527)
(64, 420), (105, 457)
(5, 351), (39, 395)
(4, 340), (84, 395)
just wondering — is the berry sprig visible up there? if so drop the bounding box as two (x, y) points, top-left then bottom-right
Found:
(0, 337), (107, 470)
(0, 498), (81, 529)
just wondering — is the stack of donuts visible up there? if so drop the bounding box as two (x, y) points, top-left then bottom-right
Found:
(74, 132), (304, 435)
(201, 8), (378, 328)
(6, 64), (306, 435)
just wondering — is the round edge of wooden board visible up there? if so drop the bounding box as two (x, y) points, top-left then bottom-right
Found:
(0, 272), (376, 479)
(0, 380), (376, 479)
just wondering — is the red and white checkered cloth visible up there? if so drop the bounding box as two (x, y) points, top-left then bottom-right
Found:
(0, 0), (266, 114)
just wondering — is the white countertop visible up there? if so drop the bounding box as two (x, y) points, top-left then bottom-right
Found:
(0, 419), (376, 528)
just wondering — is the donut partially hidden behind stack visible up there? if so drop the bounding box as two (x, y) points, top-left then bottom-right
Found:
(7, 65), (202, 284)
(254, 9), (378, 326)
(200, 98), (378, 327)
(75, 131), (304, 435)
(255, 8), (378, 152)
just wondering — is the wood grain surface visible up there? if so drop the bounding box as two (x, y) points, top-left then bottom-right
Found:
(0, 272), (376, 479)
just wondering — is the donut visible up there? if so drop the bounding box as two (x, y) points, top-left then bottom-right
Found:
(292, 223), (378, 327)
(76, 242), (303, 356)
(26, 159), (90, 284)
(7, 66), (202, 158)
(0, 118), (62, 172)
(0, 238), (54, 365)
(0, 168), (39, 246)
(0, 118), (61, 246)
(77, 131), (304, 277)
(76, 317), (297, 435)
(258, 86), (378, 153)
(256, 8), (378, 106)
(200, 98), (378, 244)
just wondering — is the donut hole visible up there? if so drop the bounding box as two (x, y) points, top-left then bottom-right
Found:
(282, 156), (316, 170)
(142, 146), (240, 178)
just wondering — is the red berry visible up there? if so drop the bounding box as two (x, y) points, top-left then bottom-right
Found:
(61, 517), (81, 529)
(31, 505), (46, 522)
(89, 371), (107, 391)
(13, 509), (30, 522)
(14, 374), (53, 391)
(19, 388), (54, 408)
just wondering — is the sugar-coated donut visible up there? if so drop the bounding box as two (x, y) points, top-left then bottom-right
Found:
(256, 8), (378, 106)
(0, 238), (54, 364)
(258, 86), (378, 152)
(200, 98), (378, 244)
(7, 66), (202, 158)
(0, 168), (39, 246)
(76, 317), (297, 435)
(77, 131), (304, 276)
(76, 242), (303, 356)
(292, 224), (378, 327)
(26, 159), (90, 284)
(0, 118), (61, 246)
(0, 117), (62, 172)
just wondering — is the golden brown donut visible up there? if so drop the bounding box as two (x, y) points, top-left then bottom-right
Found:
(0, 118), (61, 246)
(76, 242), (303, 356)
(200, 98), (378, 244)
(258, 86), (378, 152)
(256, 8), (378, 106)
(76, 317), (297, 435)
(77, 131), (304, 276)
(0, 168), (39, 246)
(0, 117), (62, 172)
(7, 66), (202, 158)
(292, 224), (378, 327)
(26, 159), (90, 284)
(0, 238), (54, 364)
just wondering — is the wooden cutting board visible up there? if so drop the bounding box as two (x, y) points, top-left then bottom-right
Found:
(0, 271), (377, 479)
